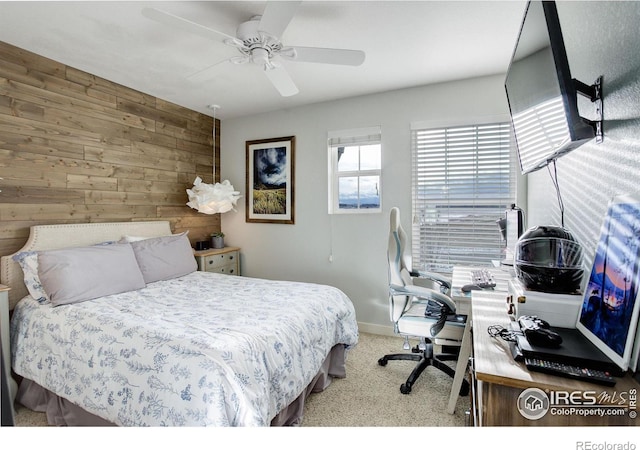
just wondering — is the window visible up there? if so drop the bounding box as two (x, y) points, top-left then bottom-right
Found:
(411, 121), (516, 273)
(328, 127), (382, 214)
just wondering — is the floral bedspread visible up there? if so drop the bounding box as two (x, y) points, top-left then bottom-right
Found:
(10, 272), (359, 426)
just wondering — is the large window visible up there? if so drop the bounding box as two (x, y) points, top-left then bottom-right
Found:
(411, 122), (516, 273)
(328, 127), (382, 214)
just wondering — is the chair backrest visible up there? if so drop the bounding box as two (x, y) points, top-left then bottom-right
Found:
(388, 207), (414, 288)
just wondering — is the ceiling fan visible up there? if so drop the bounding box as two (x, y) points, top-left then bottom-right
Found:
(142, 1), (366, 97)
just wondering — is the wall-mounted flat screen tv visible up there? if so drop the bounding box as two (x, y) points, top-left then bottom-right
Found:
(505, 1), (601, 175)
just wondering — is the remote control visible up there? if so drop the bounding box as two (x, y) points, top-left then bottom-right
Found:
(524, 358), (617, 387)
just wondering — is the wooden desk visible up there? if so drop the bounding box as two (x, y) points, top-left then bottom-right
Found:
(446, 265), (514, 415)
(449, 265), (515, 315)
(467, 293), (639, 426)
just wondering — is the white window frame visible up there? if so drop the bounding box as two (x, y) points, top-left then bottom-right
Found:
(410, 118), (516, 273)
(328, 126), (382, 214)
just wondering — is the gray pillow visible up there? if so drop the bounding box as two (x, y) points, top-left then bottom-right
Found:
(130, 232), (197, 283)
(38, 243), (146, 306)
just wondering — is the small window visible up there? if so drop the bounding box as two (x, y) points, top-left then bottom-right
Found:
(328, 127), (382, 214)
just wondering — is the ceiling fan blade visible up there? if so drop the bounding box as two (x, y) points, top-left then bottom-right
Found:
(258, 0), (302, 39)
(284, 47), (366, 66)
(142, 7), (243, 47)
(264, 65), (299, 97)
(186, 58), (238, 83)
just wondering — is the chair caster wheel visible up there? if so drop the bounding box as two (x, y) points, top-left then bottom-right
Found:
(400, 384), (411, 394)
(378, 358), (388, 366)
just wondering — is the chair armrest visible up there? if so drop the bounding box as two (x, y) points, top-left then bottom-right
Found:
(409, 270), (451, 291)
(389, 284), (456, 313)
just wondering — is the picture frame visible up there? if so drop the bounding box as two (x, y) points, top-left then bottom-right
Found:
(576, 193), (640, 371)
(245, 136), (295, 224)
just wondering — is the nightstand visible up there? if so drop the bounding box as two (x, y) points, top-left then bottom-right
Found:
(1, 284), (17, 413)
(193, 247), (240, 275)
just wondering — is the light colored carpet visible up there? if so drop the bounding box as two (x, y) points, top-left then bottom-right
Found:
(11, 332), (470, 427)
(302, 332), (469, 426)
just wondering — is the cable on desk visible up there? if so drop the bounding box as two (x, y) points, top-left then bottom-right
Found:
(487, 324), (521, 343)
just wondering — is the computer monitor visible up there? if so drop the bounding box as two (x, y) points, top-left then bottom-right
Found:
(576, 193), (640, 372)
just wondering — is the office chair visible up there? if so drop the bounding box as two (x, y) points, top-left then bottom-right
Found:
(378, 207), (470, 395)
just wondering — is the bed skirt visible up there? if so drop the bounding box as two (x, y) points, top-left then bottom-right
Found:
(16, 344), (347, 427)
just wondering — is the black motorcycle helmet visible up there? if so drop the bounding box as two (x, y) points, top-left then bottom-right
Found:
(514, 225), (584, 294)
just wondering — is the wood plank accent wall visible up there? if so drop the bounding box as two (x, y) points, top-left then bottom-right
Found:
(0, 41), (221, 256)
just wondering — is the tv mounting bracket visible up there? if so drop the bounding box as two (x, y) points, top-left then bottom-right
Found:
(573, 75), (603, 144)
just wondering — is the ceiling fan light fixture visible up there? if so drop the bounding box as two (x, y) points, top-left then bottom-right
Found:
(251, 47), (270, 66)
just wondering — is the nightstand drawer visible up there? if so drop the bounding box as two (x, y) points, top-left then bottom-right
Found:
(194, 247), (240, 276)
(202, 251), (238, 271)
(207, 262), (238, 275)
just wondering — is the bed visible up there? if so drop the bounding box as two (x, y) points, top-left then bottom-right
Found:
(1, 221), (358, 426)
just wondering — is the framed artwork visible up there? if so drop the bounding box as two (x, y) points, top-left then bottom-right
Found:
(576, 193), (640, 371)
(246, 136), (295, 224)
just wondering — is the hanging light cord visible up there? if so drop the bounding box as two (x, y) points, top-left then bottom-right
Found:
(547, 160), (565, 227)
(208, 104), (220, 184)
(186, 104), (240, 214)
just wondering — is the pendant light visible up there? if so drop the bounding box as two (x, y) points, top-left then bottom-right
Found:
(186, 105), (241, 214)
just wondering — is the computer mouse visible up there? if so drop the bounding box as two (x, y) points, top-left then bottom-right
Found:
(461, 284), (482, 292)
(524, 328), (563, 348)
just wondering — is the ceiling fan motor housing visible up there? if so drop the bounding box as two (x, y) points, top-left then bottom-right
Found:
(236, 16), (283, 64)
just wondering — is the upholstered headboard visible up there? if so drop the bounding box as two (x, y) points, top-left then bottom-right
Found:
(1, 221), (173, 310)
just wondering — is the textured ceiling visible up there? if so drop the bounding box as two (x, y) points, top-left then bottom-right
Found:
(0, 1), (527, 119)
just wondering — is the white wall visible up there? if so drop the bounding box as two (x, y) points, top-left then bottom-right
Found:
(221, 74), (510, 333)
(526, 2), (640, 275)
(221, 2), (640, 334)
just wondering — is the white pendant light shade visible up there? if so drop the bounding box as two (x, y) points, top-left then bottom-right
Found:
(186, 104), (241, 215)
(187, 176), (240, 214)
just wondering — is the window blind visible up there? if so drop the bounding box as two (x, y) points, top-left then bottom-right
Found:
(328, 127), (382, 147)
(411, 122), (515, 273)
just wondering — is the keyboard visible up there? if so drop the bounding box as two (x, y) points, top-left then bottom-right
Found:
(524, 357), (617, 386)
(471, 268), (496, 289)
